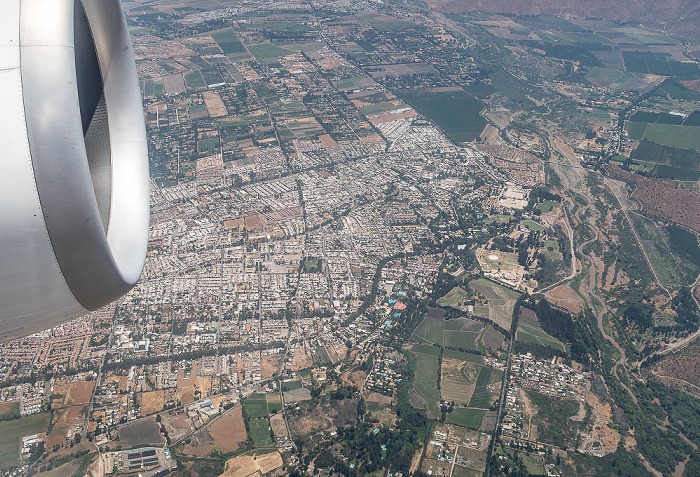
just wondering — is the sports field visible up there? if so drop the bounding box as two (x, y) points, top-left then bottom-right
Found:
(248, 418), (274, 447)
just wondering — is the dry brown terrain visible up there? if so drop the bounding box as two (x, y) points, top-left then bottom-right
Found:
(366, 392), (392, 405)
(0, 400), (18, 416)
(608, 165), (700, 233)
(65, 381), (96, 406)
(269, 413), (288, 438)
(547, 285), (583, 314)
(162, 411), (194, 442)
(202, 91), (228, 117)
(341, 370), (367, 388)
(261, 354), (282, 379)
(140, 390), (165, 416)
(221, 451), (283, 477)
(210, 406), (247, 453)
(653, 341), (700, 392)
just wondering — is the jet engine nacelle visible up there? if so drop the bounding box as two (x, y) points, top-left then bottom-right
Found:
(0, 0), (149, 341)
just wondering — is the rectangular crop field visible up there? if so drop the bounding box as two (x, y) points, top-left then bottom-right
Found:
(441, 358), (481, 405)
(411, 314), (445, 346)
(244, 393), (269, 419)
(642, 124), (700, 150)
(445, 330), (481, 351)
(247, 43), (293, 59)
(443, 348), (484, 364)
(213, 30), (245, 54)
(468, 367), (502, 409)
(411, 347), (441, 417)
(446, 408), (485, 430)
(184, 71), (205, 89)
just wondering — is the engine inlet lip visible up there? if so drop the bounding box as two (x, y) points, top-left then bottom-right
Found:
(19, 0), (149, 310)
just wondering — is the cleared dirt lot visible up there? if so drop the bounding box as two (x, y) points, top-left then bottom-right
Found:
(222, 451), (283, 477)
(139, 390), (165, 416)
(65, 381), (95, 406)
(210, 405), (248, 453)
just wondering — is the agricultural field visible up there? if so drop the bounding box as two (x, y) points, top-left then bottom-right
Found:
(243, 393), (269, 419)
(247, 43), (293, 59)
(444, 328), (484, 352)
(629, 141), (700, 181)
(441, 356), (481, 405)
(469, 278), (520, 330)
(212, 30), (245, 54)
(641, 124), (700, 150)
(468, 367), (502, 409)
(0, 413), (50, 468)
(397, 89), (486, 143)
(517, 307), (566, 352)
(335, 76), (373, 91)
(410, 309), (445, 345)
(410, 344), (441, 418)
(436, 286), (469, 308)
(446, 408), (485, 430)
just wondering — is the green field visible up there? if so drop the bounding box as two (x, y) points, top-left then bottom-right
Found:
(243, 394), (269, 419)
(544, 240), (560, 252)
(266, 393), (282, 414)
(437, 286), (469, 308)
(184, 71), (205, 88)
(0, 413), (51, 468)
(397, 89), (486, 143)
(642, 124), (700, 150)
(517, 323), (566, 351)
(197, 138), (218, 152)
(411, 346), (441, 417)
(468, 367), (501, 409)
(446, 408), (485, 429)
(335, 76), (367, 90)
(444, 330), (481, 351)
(537, 200), (559, 214)
(411, 314), (445, 346)
(248, 418), (273, 446)
(468, 278), (520, 329)
(212, 30), (246, 54)
(625, 121), (648, 139)
(631, 213), (700, 285)
(521, 220), (544, 232)
(247, 43), (293, 59)
(443, 348), (484, 364)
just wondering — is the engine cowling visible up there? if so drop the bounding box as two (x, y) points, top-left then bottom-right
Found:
(0, 0), (149, 341)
